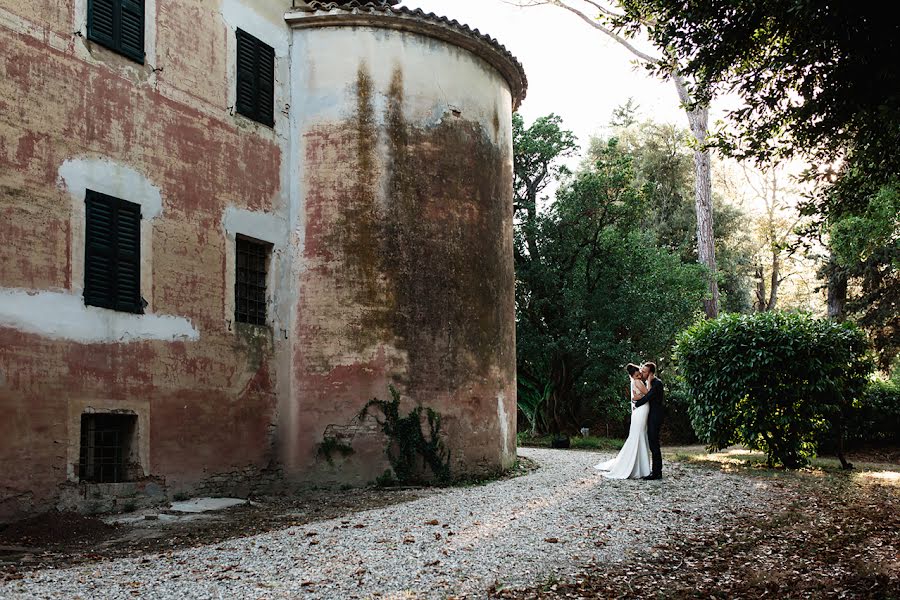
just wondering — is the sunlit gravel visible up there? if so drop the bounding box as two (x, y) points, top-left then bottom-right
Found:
(0, 447), (774, 599)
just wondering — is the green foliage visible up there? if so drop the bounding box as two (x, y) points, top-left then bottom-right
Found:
(359, 385), (450, 485)
(316, 436), (355, 466)
(515, 129), (707, 433)
(661, 380), (699, 444)
(374, 469), (396, 488)
(828, 379), (900, 448)
(615, 1), (900, 174)
(516, 376), (551, 435)
(517, 432), (624, 452)
(675, 312), (874, 468)
(830, 186), (900, 269)
(513, 112), (579, 213)
(610, 1), (898, 365)
(825, 183), (900, 370)
(587, 118), (755, 313)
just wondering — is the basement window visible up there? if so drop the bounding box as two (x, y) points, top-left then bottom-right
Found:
(87, 0), (146, 64)
(235, 235), (271, 326)
(79, 413), (138, 483)
(235, 28), (275, 127)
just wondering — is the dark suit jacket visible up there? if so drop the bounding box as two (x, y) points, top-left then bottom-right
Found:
(634, 377), (664, 423)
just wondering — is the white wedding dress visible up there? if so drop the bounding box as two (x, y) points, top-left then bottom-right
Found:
(594, 379), (652, 479)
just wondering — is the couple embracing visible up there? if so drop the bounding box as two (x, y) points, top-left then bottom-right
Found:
(595, 362), (664, 480)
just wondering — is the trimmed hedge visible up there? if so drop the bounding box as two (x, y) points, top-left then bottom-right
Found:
(820, 379), (900, 450)
(674, 312), (873, 468)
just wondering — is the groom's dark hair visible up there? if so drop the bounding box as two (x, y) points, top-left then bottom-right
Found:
(643, 362), (657, 374)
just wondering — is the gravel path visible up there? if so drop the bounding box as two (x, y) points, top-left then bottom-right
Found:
(0, 448), (773, 599)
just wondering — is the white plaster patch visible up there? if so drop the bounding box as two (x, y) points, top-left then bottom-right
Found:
(221, 0), (290, 56)
(58, 157), (163, 219)
(58, 157), (163, 307)
(290, 26), (511, 136)
(497, 392), (511, 461)
(0, 289), (199, 343)
(169, 497), (248, 513)
(223, 206), (288, 247)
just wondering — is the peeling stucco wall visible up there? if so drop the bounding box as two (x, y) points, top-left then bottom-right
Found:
(0, 0), (286, 520)
(0, 0), (520, 519)
(286, 24), (517, 481)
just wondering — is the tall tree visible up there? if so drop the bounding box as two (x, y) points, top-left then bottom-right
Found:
(614, 0), (899, 367)
(510, 0), (721, 318)
(587, 115), (754, 313)
(738, 165), (805, 312)
(514, 114), (707, 433)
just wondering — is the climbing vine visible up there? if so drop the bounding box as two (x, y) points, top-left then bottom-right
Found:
(359, 385), (451, 485)
(316, 436), (355, 466)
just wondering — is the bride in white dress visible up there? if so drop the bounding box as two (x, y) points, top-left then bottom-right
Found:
(594, 363), (652, 479)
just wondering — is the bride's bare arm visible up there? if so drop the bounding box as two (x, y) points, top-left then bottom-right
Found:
(632, 379), (648, 399)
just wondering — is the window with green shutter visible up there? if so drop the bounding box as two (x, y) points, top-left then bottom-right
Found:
(84, 190), (143, 314)
(87, 0), (145, 64)
(236, 29), (275, 127)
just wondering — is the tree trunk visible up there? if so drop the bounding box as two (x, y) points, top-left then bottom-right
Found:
(690, 110), (719, 319)
(836, 431), (854, 470)
(767, 252), (780, 311)
(674, 75), (719, 319)
(755, 264), (767, 311)
(827, 261), (848, 321)
(533, 7), (722, 318)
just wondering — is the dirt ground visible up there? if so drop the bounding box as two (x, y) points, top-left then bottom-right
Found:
(3, 450), (897, 599)
(0, 488), (432, 581)
(492, 448), (900, 600)
(0, 457), (538, 581)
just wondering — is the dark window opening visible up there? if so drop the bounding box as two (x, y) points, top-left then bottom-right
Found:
(235, 28), (275, 127)
(235, 235), (271, 325)
(79, 413), (138, 483)
(84, 190), (143, 314)
(87, 0), (145, 64)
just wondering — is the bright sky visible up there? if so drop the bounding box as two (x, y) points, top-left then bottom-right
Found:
(404, 0), (690, 148)
(400, 1), (825, 312)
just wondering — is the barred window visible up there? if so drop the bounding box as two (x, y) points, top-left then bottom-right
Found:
(79, 413), (137, 483)
(235, 235), (271, 325)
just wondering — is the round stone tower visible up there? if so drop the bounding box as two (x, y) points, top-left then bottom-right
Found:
(282, 0), (527, 481)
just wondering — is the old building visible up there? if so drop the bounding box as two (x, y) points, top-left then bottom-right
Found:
(0, 0), (526, 519)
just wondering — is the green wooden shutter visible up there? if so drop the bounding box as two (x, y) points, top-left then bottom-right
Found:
(84, 191), (143, 314)
(236, 29), (259, 121)
(87, 0), (116, 48)
(84, 191), (117, 310)
(257, 43), (275, 126)
(236, 29), (275, 127)
(86, 0), (144, 64)
(114, 200), (142, 313)
(119, 0), (145, 64)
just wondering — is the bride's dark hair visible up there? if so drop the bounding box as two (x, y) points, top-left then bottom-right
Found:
(626, 363), (640, 376)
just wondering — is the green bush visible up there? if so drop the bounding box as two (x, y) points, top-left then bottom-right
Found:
(675, 312), (873, 468)
(840, 379), (900, 447)
(661, 381), (699, 445)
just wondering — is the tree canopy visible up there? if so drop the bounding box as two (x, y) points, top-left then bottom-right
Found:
(616, 0), (900, 173)
(514, 113), (707, 433)
(613, 0), (899, 368)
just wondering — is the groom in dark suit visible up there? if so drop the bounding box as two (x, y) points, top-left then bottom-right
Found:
(634, 362), (664, 480)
